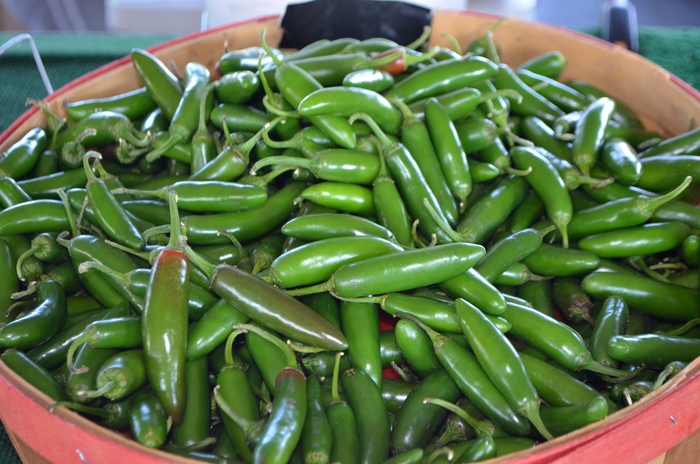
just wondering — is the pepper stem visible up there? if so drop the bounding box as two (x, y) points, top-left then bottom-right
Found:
(641, 176), (692, 217)
(250, 156), (310, 175)
(478, 89), (523, 105)
(284, 281), (331, 297)
(406, 25), (432, 50)
(66, 331), (92, 374)
(421, 198), (465, 243)
(56, 189), (78, 237)
(389, 362), (412, 382)
(424, 447), (453, 464)
(665, 318), (700, 337)
(242, 166), (296, 188)
(523, 401), (553, 441)
(166, 190), (184, 251)
(143, 224), (171, 243)
(15, 246), (39, 281)
(349, 113), (392, 148)
(330, 352), (344, 403)
(423, 398), (496, 439)
(48, 401), (109, 419)
(80, 380), (115, 399)
(82, 150), (102, 185)
(441, 32), (462, 55)
(224, 328), (246, 367)
(213, 385), (264, 442)
(583, 359), (636, 377)
(104, 239), (156, 264)
(262, 118), (298, 149)
(259, 29), (283, 68)
(234, 323), (298, 368)
(183, 245), (216, 280)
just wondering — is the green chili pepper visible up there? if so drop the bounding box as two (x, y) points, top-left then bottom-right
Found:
(0, 127), (46, 178)
(579, 221), (691, 258)
(439, 269), (508, 316)
(172, 356), (211, 447)
(455, 298), (553, 440)
(493, 64), (564, 124)
(519, 351), (602, 407)
(0, 280), (66, 350)
(500, 301), (628, 376)
(387, 55), (498, 105)
(65, 87), (157, 122)
(266, 236), (402, 289)
(551, 277), (595, 326)
(608, 334), (700, 368)
(516, 68), (588, 113)
(342, 367), (391, 464)
(457, 175), (529, 244)
(1, 349), (68, 402)
(326, 353), (360, 464)
(570, 97), (615, 176)
(425, 97), (472, 207)
(475, 229), (543, 283)
(511, 146), (572, 248)
(281, 213), (394, 242)
(521, 244), (600, 277)
(0, 176), (32, 208)
(516, 51), (567, 79)
(390, 370), (462, 454)
(409, 318), (532, 436)
(131, 48), (183, 121)
(288, 242), (485, 299)
(141, 191), (189, 425)
(520, 116), (573, 162)
(185, 244), (347, 350)
(301, 374), (333, 464)
(80, 349), (147, 401)
(130, 391), (168, 449)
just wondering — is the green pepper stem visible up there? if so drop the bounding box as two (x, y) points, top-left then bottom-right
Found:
(479, 89), (523, 105)
(82, 150), (102, 185)
(142, 224), (171, 243)
(401, 47), (440, 68)
(365, 50), (404, 70)
(407, 25), (432, 50)
(628, 256), (670, 283)
(15, 246), (39, 281)
(523, 401), (553, 441)
(234, 323), (298, 368)
(441, 32), (463, 55)
(104, 239), (156, 264)
(216, 231), (247, 262)
(145, 134), (178, 162)
(584, 360), (636, 378)
(224, 328), (246, 367)
(29, 98), (65, 148)
(285, 281), (331, 297)
(66, 331), (92, 374)
(48, 401), (109, 419)
(287, 341), (326, 354)
(424, 447), (454, 464)
(196, 82), (216, 137)
(77, 260), (130, 287)
(652, 365), (675, 391)
(423, 398), (496, 439)
(389, 362), (412, 383)
(388, 96), (417, 123)
(242, 166), (296, 189)
(330, 352), (344, 403)
(250, 156), (310, 176)
(4, 299), (34, 319)
(259, 29), (284, 68)
(641, 176), (692, 217)
(262, 118), (299, 149)
(349, 113), (392, 148)
(183, 245), (216, 280)
(166, 190), (184, 251)
(213, 385), (264, 441)
(421, 198), (465, 243)
(262, 96), (300, 119)
(80, 380), (115, 399)
(664, 318), (700, 337)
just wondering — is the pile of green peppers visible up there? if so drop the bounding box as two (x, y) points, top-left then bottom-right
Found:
(1, 25), (700, 464)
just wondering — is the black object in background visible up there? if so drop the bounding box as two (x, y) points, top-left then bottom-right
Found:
(602, 0), (640, 52)
(279, 0), (432, 49)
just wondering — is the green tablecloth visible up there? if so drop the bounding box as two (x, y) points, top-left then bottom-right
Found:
(0, 25), (699, 463)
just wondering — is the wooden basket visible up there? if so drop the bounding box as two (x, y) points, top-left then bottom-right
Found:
(1, 10), (700, 464)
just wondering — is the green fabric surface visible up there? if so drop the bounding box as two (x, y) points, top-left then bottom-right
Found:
(0, 25), (699, 462)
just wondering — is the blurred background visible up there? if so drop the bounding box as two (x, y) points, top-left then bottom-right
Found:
(0, 0), (699, 33)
